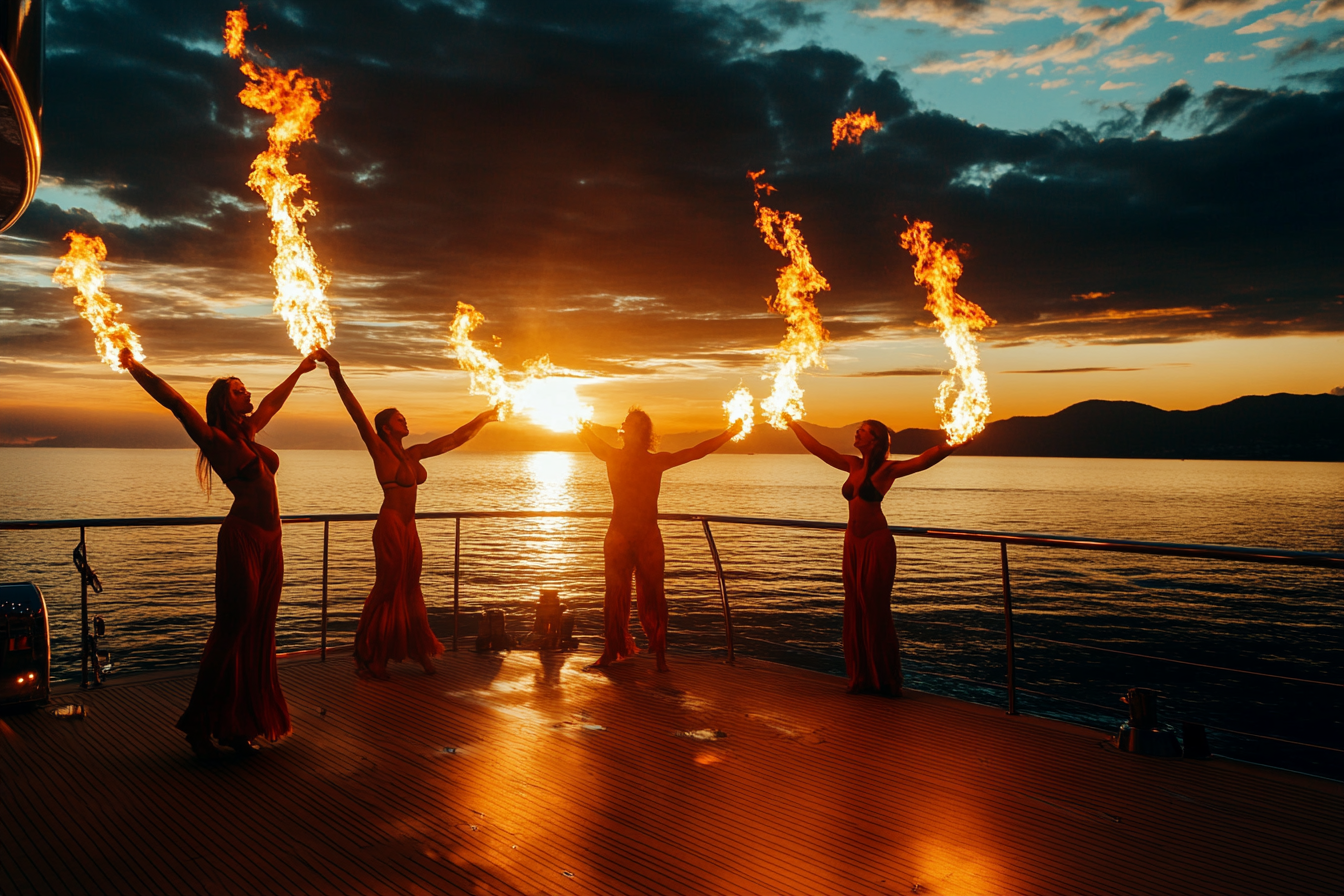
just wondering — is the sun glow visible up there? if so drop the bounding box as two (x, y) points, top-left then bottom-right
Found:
(899, 219), (995, 445)
(224, 7), (335, 355)
(446, 302), (594, 433)
(53, 232), (144, 371)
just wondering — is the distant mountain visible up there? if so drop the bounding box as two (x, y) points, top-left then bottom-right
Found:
(458, 393), (1343, 461)
(652, 393), (1344, 461)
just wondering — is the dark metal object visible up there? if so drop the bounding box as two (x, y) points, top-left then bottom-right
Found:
(452, 517), (460, 652)
(0, 0), (41, 232)
(475, 609), (512, 652)
(701, 519), (734, 664)
(0, 581), (50, 706)
(320, 519), (329, 662)
(1116, 687), (1181, 757)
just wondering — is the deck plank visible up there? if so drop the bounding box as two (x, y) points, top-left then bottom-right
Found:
(2, 647), (1339, 896)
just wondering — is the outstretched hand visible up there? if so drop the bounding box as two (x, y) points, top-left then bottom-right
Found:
(297, 351), (321, 375)
(117, 346), (139, 372)
(312, 347), (340, 375)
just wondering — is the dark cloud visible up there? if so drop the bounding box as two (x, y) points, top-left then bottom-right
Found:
(837, 367), (943, 376)
(5, 0), (1342, 382)
(1274, 33), (1344, 67)
(1141, 81), (1194, 130)
(1002, 367), (1146, 373)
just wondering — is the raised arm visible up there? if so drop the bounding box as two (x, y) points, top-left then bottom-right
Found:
(251, 351), (320, 431)
(577, 421), (615, 462)
(787, 420), (853, 472)
(119, 348), (215, 449)
(317, 351), (380, 449)
(658, 422), (742, 470)
(886, 441), (958, 480)
(411, 408), (499, 461)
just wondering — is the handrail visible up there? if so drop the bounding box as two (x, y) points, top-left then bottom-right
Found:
(5, 509), (1342, 763)
(5, 511), (1341, 568)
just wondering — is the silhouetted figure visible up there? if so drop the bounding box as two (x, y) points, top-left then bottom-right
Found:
(579, 409), (741, 671)
(319, 350), (496, 679)
(121, 347), (320, 757)
(789, 419), (957, 696)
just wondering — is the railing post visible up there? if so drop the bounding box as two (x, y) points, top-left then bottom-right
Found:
(452, 517), (461, 652)
(700, 519), (735, 664)
(320, 520), (329, 662)
(79, 526), (89, 689)
(1001, 540), (1017, 716)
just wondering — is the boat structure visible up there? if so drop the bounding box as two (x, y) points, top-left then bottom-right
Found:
(1, 509), (1341, 895)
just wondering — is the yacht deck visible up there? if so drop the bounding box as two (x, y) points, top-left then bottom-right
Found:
(2, 647), (1339, 896)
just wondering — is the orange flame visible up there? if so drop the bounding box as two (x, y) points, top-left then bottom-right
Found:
(748, 170), (831, 428)
(899, 219), (995, 445)
(225, 8), (334, 355)
(53, 232), (144, 371)
(447, 302), (593, 433)
(723, 386), (755, 442)
(831, 110), (882, 149)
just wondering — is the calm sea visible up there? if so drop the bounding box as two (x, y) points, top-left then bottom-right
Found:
(2, 448), (1341, 776)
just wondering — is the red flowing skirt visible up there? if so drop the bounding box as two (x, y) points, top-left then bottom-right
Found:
(842, 528), (903, 696)
(355, 509), (443, 669)
(601, 525), (667, 659)
(177, 516), (291, 742)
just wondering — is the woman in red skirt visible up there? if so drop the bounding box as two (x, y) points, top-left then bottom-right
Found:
(788, 419), (957, 696)
(121, 347), (321, 757)
(319, 350), (496, 679)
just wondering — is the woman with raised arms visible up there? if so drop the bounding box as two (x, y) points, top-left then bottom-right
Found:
(317, 349), (497, 679)
(788, 419), (957, 696)
(119, 347), (321, 758)
(578, 409), (741, 672)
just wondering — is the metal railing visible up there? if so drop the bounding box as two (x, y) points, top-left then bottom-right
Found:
(4, 511), (1343, 756)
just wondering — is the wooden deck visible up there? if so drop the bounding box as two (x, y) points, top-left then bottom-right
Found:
(2, 647), (1339, 896)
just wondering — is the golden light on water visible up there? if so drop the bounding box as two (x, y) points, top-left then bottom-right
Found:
(831, 110), (882, 148)
(526, 451), (575, 510)
(224, 7), (335, 355)
(899, 219), (995, 446)
(53, 231), (144, 371)
(447, 302), (594, 433)
(748, 170), (831, 429)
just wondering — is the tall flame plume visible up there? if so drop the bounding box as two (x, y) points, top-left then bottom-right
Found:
(53, 231), (144, 371)
(447, 302), (594, 433)
(899, 219), (995, 446)
(225, 8), (334, 355)
(748, 170), (831, 429)
(831, 110), (882, 149)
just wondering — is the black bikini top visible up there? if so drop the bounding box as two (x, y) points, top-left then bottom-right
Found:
(842, 477), (883, 503)
(222, 441), (279, 484)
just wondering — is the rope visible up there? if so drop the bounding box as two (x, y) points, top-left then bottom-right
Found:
(72, 541), (103, 594)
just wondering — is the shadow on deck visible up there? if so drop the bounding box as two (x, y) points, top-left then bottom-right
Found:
(2, 648), (1340, 895)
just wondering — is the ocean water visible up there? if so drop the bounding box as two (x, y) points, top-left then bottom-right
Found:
(2, 448), (1342, 776)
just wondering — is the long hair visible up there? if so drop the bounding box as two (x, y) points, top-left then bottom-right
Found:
(861, 419), (891, 485)
(196, 377), (247, 498)
(373, 408), (399, 448)
(622, 406), (656, 451)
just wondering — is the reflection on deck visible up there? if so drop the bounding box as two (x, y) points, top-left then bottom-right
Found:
(2, 647), (1339, 895)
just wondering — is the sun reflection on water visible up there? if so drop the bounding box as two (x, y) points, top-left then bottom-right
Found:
(526, 451), (575, 511)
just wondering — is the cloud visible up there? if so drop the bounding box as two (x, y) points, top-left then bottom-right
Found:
(1255, 37), (1288, 47)
(839, 367), (945, 376)
(1206, 51), (1230, 61)
(1, 0), (1341, 401)
(1333, 385), (1344, 395)
(1275, 32), (1344, 63)
(1104, 47), (1177, 69)
(1238, 0), (1344, 33)
(914, 8), (1159, 76)
(1099, 80), (1139, 89)
(1153, 0), (1286, 27)
(1042, 77), (1074, 87)
(1002, 366), (1146, 372)
(862, 0), (1128, 33)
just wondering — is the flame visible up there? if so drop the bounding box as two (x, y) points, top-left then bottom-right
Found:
(53, 232), (144, 371)
(831, 110), (882, 149)
(748, 170), (831, 428)
(225, 8), (334, 355)
(899, 219), (995, 445)
(723, 386), (755, 442)
(447, 302), (593, 433)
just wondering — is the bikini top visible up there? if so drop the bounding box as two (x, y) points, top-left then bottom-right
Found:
(380, 461), (427, 489)
(222, 441), (279, 484)
(842, 477), (883, 503)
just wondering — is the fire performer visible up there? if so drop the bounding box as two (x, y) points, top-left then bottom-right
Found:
(578, 410), (742, 672)
(118, 346), (321, 757)
(317, 350), (496, 679)
(787, 419), (957, 696)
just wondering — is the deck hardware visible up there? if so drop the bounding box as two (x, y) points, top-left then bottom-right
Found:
(73, 530), (103, 689)
(700, 519), (735, 664)
(475, 609), (514, 652)
(1115, 687), (1180, 757)
(521, 589), (579, 651)
(1001, 540), (1016, 715)
(320, 520), (329, 661)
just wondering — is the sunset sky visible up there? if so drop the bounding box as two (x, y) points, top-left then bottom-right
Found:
(1, 0), (1340, 449)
